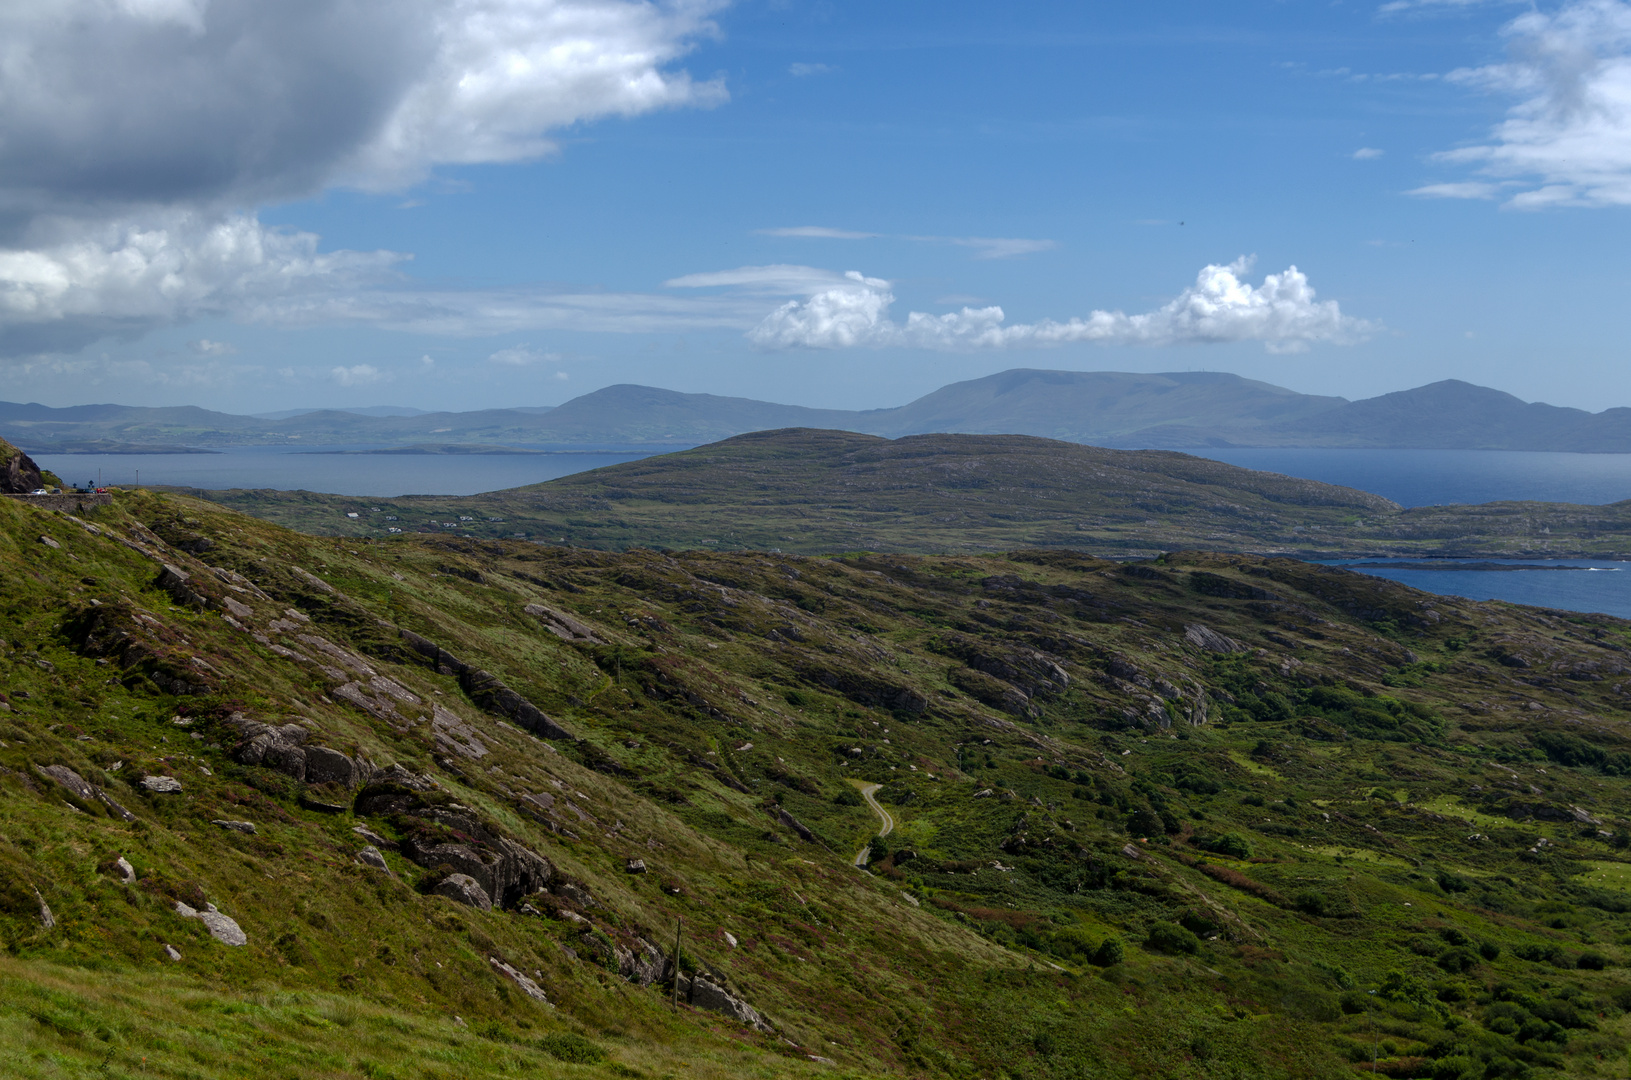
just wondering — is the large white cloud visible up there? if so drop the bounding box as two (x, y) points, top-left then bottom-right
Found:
(0, 0), (725, 353)
(1415, 0), (1631, 207)
(0, 0), (724, 216)
(707, 259), (1372, 354)
(0, 213), (402, 354)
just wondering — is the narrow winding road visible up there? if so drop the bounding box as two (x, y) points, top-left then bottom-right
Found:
(852, 782), (894, 869)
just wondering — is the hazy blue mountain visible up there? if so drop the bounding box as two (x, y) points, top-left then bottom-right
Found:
(861, 368), (1345, 444)
(252, 405), (437, 420)
(9, 370), (1631, 452)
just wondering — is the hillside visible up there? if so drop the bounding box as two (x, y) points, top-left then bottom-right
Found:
(180, 428), (1631, 560)
(862, 369), (1346, 444)
(9, 486), (1631, 1078)
(179, 428), (1400, 556)
(12, 369), (1631, 452)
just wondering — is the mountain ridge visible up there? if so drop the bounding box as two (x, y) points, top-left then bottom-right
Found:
(8, 369), (1631, 453)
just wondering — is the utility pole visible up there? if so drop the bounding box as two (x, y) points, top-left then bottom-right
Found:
(671, 918), (683, 1012)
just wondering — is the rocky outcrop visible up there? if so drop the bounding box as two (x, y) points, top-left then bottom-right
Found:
(0, 437), (43, 494)
(490, 956), (549, 1001)
(224, 712), (372, 787)
(676, 973), (772, 1032)
(398, 629), (575, 740)
(34, 764), (137, 822)
(432, 873), (492, 910)
(402, 836), (552, 909)
(1184, 623), (1248, 654)
(524, 602), (603, 644)
(175, 900), (247, 946)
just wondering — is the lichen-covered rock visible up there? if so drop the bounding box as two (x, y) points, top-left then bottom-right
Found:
(678, 973), (772, 1032)
(489, 956), (549, 1002)
(356, 846), (392, 873)
(141, 775), (183, 794)
(402, 837), (551, 909)
(175, 901), (247, 946)
(34, 764), (137, 821)
(431, 873), (492, 910)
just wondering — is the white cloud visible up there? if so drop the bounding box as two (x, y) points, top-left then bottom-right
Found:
(788, 62), (834, 77)
(0, 0), (726, 213)
(1379, 0), (1519, 14)
(1408, 181), (1502, 199)
(1421, 0), (1631, 207)
(756, 226), (879, 239)
(758, 226), (1057, 260)
(488, 344), (561, 366)
(331, 364), (386, 387)
(947, 237), (1058, 260)
(0, 213), (402, 353)
(1352, 147), (1386, 160)
(712, 258), (1373, 354)
(0, 0), (728, 355)
(189, 338), (237, 356)
(420, 354), (436, 366)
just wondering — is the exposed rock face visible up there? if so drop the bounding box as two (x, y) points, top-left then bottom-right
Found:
(141, 776), (183, 794)
(0, 437), (43, 494)
(212, 820), (256, 834)
(489, 956), (549, 1002)
(224, 712), (371, 787)
(777, 807), (817, 843)
(402, 837), (552, 909)
(1184, 623), (1248, 654)
(523, 602), (603, 644)
(618, 938), (667, 986)
(34, 887), (54, 929)
(34, 764), (138, 821)
(175, 901), (247, 946)
(432, 873), (492, 910)
(156, 564), (211, 610)
(356, 846), (392, 873)
(676, 973), (772, 1032)
(398, 629), (576, 741)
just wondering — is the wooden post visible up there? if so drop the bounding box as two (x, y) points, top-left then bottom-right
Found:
(671, 917), (682, 1012)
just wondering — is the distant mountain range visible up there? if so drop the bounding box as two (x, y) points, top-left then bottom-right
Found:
(8, 369), (1631, 452)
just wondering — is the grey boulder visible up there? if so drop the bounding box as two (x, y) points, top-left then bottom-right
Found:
(431, 873), (492, 911)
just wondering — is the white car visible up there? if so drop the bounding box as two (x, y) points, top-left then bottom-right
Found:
(30, 488), (48, 495)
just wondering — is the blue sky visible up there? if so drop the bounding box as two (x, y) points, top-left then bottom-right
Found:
(3, 0), (1629, 414)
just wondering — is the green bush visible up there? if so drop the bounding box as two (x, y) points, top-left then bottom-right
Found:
(537, 1032), (607, 1064)
(1292, 889), (1330, 917)
(1144, 922), (1199, 955)
(1577, 950), (1609, 971)
(1090, 937), (1124, 967)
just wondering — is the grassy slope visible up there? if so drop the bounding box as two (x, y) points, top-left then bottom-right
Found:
(175, 429), (1631, 559)
(7, 490), (1631, 1077)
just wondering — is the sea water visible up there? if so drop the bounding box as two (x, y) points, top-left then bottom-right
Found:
(1195, 448), (1631, 508)
(1320, 558), (1631, 621)
(30, 446), (662, 498)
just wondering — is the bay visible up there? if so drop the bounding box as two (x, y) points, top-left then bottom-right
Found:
(1196, 448), (1631, 508)
(31, 446), (663, 497)
(1327, 558), (1631, 621)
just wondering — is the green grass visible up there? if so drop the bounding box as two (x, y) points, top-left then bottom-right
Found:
(9, 488), (1631, 1077)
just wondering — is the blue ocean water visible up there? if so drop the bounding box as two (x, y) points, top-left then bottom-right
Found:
(31, 446), (661, 498)
(1322, 558), (1631, 621)
(1196, 448), (1631, 508)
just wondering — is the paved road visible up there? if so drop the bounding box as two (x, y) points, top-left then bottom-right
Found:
(852, 782), (894, 869)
